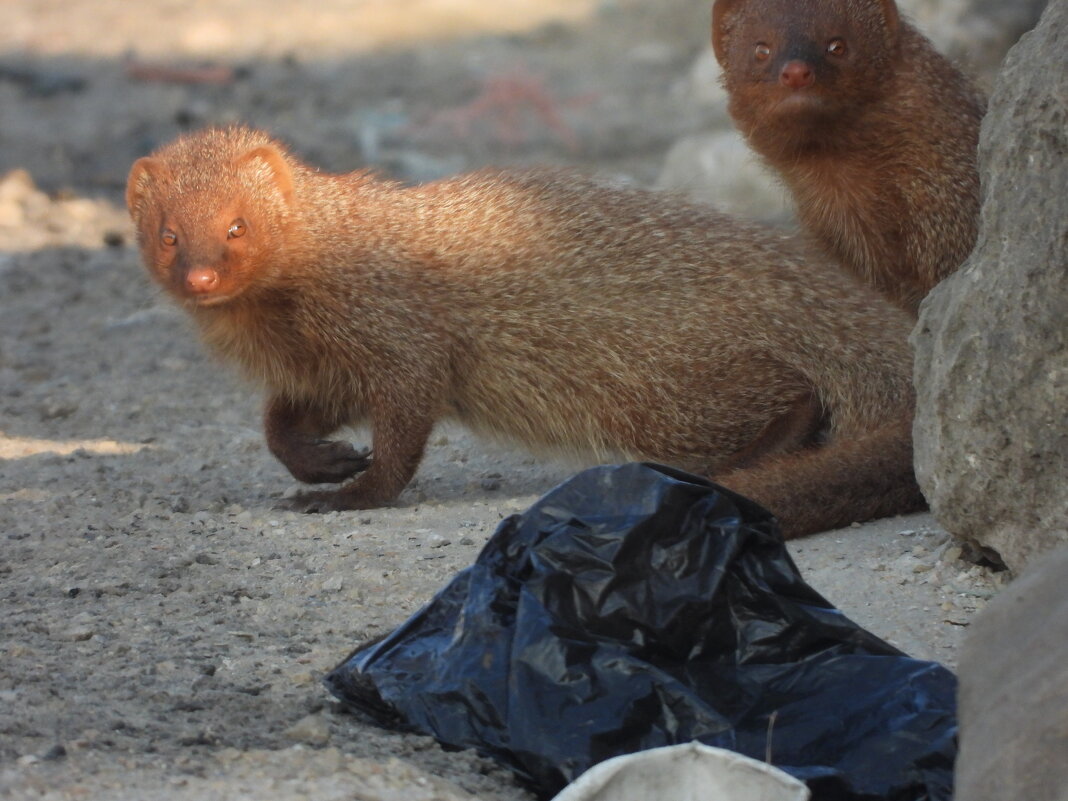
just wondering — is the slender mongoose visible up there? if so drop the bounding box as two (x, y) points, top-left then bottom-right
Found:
(127, 126), (924, 536)
(713, 0), (985, 314)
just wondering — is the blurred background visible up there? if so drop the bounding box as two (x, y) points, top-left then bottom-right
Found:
(0, 0), (1044, 220)
(0, 0), (716, 200)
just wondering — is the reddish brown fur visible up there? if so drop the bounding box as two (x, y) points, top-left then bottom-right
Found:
(712, 0), (985, 314)
(127, 126), (925, 537)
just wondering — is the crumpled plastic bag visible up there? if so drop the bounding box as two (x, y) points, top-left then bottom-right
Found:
(326, 463), (956, 800)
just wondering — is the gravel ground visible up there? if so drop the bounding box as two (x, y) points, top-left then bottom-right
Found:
(0, 2), (1000, 798)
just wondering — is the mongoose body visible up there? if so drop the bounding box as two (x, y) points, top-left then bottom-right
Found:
(127, 126), (923, 537)
(712, 0), (985, 314)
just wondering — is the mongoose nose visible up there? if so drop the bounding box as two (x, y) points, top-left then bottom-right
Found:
(780, 61), (815, 89)
(186, 267), (221, 294)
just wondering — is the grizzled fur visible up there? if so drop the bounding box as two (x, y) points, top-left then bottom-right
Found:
(713, 0), (985, 314)
(127, 126), (924, 537)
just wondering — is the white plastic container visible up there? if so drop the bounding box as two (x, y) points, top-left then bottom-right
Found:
(550, 742), (811, 801)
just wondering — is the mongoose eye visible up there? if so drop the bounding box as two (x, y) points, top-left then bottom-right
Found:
(827, 38), (848, 57)
(754, 44), (771, 62)
(228, 219), (247, 239)
(161, 229), (177, 247)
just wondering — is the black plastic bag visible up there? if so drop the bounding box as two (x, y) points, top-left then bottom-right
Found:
(326, 463), (956, 800)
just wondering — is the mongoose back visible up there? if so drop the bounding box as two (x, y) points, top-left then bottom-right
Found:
(127, 126), (924, 537)
(712, 0), (985, 314)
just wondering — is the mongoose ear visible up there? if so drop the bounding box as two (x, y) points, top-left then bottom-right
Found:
(879, 0), (900, 39)
(126, 157), (169, 219)
(238, 145), (295, 205)
(711, 0), (741, 65)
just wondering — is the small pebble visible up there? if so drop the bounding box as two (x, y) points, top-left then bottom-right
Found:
(427, 533), (451, 548)
(41, 744), (67, 761)
(321, 575), (344, 592)
(54, 626), (95, 642)
(283, 714), (331, 746)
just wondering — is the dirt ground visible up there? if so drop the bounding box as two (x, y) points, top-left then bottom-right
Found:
(0, 2), (1001, 799)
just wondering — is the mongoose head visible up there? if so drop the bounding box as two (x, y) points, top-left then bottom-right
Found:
(126, 127), (295, 307)
(712, 0), (900, 129)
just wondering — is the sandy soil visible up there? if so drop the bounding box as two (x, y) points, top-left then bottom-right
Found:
(0, 2), (1000, 798)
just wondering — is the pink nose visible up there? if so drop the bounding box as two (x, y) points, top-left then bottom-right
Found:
(780, 60), (815, 89)
(185, 267), (221, 294)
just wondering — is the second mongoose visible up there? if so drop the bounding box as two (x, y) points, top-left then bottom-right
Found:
(127, 126), (924, 537)
(713, 0), (986, 314)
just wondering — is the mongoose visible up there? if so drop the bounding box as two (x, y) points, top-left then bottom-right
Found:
(126, 126), (924, 537)
(712, 0), (985, 314)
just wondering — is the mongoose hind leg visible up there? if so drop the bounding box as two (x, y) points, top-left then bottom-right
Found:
(715, 389), (825, 473)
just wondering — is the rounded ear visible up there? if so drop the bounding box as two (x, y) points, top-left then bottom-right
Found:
(879, 0), (900, 40)
(126, 157), (169, 219)
(238, 144), (295, 204)
(711, 0), (741, 65)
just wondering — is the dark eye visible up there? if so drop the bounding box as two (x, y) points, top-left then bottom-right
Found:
(228, 219), (247, 239)
(755, 43), (771, 61)
(827, 38), (847, 57)
(161, 229), (177, 247)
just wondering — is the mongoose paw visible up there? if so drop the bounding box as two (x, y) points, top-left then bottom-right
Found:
(284, 441), (372, 484)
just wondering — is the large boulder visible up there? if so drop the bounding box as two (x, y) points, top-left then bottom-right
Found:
(955, 546), (1068, 799)
(912, 0), (1068, 574)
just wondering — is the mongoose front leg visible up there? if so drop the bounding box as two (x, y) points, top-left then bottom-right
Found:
(264, 395), (371, 485)
(283, 398), (438, 513)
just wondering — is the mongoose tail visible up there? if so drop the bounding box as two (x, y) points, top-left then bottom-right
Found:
(715, 413), (925, 538)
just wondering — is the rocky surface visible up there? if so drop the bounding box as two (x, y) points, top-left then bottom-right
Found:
(0, 160), (1002, 801)
(955, 545), (1068, 800)
(912, 0), (1068, 574)
(0, 1), (1005, 798)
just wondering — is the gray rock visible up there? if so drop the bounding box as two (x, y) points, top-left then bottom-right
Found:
(955, 546), (1068, 800)
(656, 131), (793, 225)
(912, 0), (1068, 574)
(283, 713), (332, 746)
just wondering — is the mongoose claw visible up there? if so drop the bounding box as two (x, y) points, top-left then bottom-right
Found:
(286, 441), (372, 484)
(316, 441), (372, 482)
